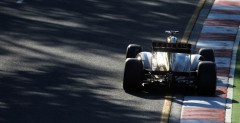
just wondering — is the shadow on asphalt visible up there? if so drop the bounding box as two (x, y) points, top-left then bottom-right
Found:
(0, 0), (198, 122)
(125, 85), (168, 100)
(126, 84), (198, 100)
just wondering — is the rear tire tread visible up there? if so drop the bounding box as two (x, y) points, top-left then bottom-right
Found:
(123, 58), (143, 92)
(197, 61), (216, 96)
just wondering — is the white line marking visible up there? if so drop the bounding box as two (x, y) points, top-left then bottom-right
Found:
(196, 40), (234, 50)
(213, 5), (240, 11)
(208, 13), (240, 21)
(201, 26), (238, 34)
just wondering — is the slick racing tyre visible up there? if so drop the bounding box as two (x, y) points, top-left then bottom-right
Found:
(199, 48), (215, 62)
(126, 44), (142, 58)
(197, 61), (216, 96)
(123, 58), (143, 92)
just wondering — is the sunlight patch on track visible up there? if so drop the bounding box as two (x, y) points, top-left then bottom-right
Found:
(160, 95), (172, 123)
(16, 0), (24, 4)
(181, 0), (206, 43)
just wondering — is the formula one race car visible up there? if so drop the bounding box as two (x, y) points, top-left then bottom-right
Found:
(123, 31), (216, 96)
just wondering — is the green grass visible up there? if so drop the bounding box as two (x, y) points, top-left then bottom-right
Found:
(232, 45), (240, 123)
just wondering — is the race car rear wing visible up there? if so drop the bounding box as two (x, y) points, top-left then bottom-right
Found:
(152, 42), (191, 53)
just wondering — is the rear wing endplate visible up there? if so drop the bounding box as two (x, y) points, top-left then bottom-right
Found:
(152, 42), (191, 53)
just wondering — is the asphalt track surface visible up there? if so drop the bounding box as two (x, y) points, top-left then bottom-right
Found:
(0, 0), (199, 123)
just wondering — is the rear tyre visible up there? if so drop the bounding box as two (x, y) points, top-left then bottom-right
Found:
(197, 61), (216, 96)
(123, 58), (143, 92)
(199, 48), (215, 62)
(126, 44), (142, 58)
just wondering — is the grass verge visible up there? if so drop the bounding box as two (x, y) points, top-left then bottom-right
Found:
(232, 44), (240, 123)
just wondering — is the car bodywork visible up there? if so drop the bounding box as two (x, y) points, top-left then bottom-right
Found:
(138, 42), (201, 87)
(123, 31), (216, 95)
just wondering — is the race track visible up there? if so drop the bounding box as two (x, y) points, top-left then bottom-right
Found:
(0, 0), (199, 122)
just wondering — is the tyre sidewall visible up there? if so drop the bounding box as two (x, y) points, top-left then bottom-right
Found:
(197, 61), (216, 96)
(126, 44), (142, 58)
(199, 48), (215, 62)
(123, 58), (143, 92)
